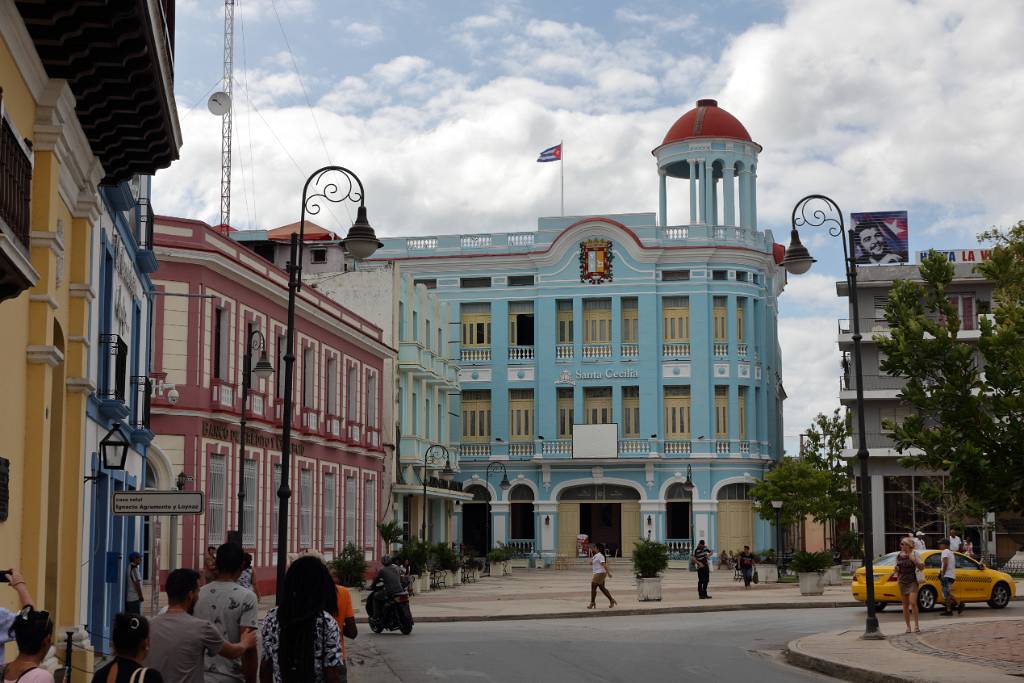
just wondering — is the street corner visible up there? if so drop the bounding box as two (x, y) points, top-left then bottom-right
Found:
(786, 617), (1024, 682)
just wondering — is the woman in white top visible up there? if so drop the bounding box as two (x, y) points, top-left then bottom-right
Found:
(587, 543), (617, 609)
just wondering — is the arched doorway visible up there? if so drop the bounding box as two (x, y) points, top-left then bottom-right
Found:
(508, 485), (535, 552)
(666, 483), (692, 541)
(557, 484), (641, 558)
(461, 484), (490, 555)
(717, 483), (754, 553)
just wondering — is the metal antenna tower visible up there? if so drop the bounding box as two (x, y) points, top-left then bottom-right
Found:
(219, 0), (235, 228)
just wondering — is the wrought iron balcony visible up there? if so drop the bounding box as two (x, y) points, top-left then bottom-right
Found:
(0, 99), (36, 301)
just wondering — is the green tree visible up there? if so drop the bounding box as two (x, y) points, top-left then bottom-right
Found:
(750, 457), (832, 529)
(877, 222), (1024, 514)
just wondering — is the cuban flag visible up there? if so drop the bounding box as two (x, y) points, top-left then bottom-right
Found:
(537, 143), (562, 162)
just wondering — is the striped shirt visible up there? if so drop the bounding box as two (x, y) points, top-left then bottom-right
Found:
(693, 547), (711, 568)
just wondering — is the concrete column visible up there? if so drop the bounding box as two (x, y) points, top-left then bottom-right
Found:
(688, 161), (698, 224)
(702, 161), (712, 225)
(750, 166), (758, 229)
(710, 167), (719, 226)
(658, 171), (667, 227)
(738, 169), (751, 229)
(723, 164), (735, 227)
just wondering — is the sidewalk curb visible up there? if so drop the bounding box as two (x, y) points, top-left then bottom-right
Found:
(355, 599), (863, 624)
(785, 637), (909, 683)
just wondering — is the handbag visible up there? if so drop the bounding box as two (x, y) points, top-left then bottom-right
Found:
(913, 551), (925, 584)
(752, 569), (759, 584)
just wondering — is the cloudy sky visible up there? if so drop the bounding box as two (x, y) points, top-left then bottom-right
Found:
(156, 0), (1024, 452)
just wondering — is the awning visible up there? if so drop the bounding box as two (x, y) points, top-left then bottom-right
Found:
(392, 484), (475, 502)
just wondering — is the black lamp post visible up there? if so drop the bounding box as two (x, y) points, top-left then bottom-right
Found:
(275, 166), (383, 602)
(230, 329), (273, 546)
(421, 444), (454, 542)
(99, 425), (131, 470)
(771, 500), (783, 572)
(781, 194), (882, 639)
(485, 461), (511, 551)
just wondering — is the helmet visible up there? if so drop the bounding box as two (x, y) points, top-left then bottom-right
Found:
(382, 555), (393, 566)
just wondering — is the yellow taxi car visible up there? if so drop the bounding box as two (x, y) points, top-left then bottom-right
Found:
(852, 550), (1016, 612)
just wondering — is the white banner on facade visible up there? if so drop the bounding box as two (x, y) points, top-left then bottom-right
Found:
(572, 424), (618, 459)
(112, 490), (204, 515)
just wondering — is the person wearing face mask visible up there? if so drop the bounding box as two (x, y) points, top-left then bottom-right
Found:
(91, 613), (164, 683)
(145, 569), (256, 683)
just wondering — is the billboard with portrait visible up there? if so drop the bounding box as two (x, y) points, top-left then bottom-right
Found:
(851, 211), (909, 265)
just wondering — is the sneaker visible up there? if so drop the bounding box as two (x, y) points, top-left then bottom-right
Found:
(956, 601), (965, 614)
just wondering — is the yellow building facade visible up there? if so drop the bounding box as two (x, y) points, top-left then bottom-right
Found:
(0, 0), (179, 668)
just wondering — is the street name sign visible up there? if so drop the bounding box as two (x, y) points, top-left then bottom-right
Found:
(112, 491), (204, 516)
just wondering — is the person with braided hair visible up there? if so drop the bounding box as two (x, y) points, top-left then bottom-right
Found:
(259, 556), (344, 683)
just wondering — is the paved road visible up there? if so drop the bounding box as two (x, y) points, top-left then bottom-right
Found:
(348, 608), (869, 682)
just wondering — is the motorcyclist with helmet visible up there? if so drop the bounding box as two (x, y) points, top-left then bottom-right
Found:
(369, 555), (404, 620)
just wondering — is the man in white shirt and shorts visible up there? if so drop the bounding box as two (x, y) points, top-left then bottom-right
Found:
(938, 538), (964, 616)
(587, 543), (616, 609)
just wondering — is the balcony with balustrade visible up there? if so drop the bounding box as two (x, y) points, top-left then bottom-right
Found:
(663, 440), (692, 456)
(508, 346), (535, 362)
(620, 343), (639, 358)
(555, 343), (574, 361)
(662, 342), (690, 358)
(0, 100), (37, 301)
(460, 346), (492, 362)
(713, 342), (729, 357)
(582, 343), (612, 359)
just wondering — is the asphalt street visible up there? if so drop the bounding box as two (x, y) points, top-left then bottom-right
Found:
(347, 607), (870, 682)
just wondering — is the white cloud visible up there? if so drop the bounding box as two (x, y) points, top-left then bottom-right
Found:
(778, 315), (844, 452)
(345, 21), (384, 45)
(614, 8), (697, 32)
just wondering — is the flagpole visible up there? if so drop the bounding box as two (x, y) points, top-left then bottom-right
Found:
(560, 139), (564, 216)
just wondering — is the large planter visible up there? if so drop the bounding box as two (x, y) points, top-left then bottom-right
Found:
(758, 564), (779, 583)
(414, 575), (430, 594)
(825, 565), (843, 586)
(798, 572), (825, 596)
(510, 557), (529, 569)
(451, 567), (462, 585)
(636, 577), (663, 601)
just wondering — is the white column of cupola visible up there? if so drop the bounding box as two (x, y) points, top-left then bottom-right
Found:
(688, 160), (698, 224)
(723, 164), (736, 227)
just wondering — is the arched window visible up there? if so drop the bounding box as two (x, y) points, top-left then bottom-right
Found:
(509, 484), (534, 501)
(717, 483), (752, 500)
(665, 483), (692, 501)
(466, 484), (491, 502)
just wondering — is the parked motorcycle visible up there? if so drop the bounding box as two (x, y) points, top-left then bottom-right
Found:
(366, 582), (414, 635)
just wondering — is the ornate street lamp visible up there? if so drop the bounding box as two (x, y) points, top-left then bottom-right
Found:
(421, 444), (454, 542)
(230, 329), (274, 546)
(782, 193), (883, 639)
(99, 425), (130, 470)
(275, 166), (382, 601)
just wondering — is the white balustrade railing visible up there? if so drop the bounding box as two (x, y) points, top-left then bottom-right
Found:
(714, 227), (727, 240)
(542, 439), (572, 456)
(508, 442), (533, 458)
(662, 342), (690, 357)
(666, 539), (692, 560)
(737, 342), (748, 357)
(582, 343), (611, 358)
(555, 343), (574, 360)
(461, 234), (491, 248)
(713, 342), (729, 356)
(663, 226), (689, 240)
(715, 440), (730, 454)
(664, 440), (691, 455)
(303, 411), (319, 432)
(459, 443), (490, 458)
(621, 343), (639, 357)
(249, 394), (264, 416)
(740, 441), (750, 454)
(618, 439), (649, 455)
(508, 345), (535, 361)
(326, 417), (341, 437)
(406, 237), (437, 250)
(461, 347), (491, 362)
(507, 540), (535, 558)
(508, 233), (535, 247)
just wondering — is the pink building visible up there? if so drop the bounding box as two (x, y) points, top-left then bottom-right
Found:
(149, 216), (393, 594)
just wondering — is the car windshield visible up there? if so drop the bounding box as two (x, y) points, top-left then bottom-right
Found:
(872, 552), (900, 567)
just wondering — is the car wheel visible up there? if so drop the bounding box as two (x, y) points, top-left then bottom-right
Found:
(988, 582), (1011, 609)
(917, 585), (937, 612)
(873, 602), (887, 612)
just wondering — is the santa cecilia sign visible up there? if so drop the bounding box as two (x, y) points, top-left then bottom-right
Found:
(556, 368), (639, 384)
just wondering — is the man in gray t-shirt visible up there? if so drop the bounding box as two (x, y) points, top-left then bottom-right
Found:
(194, 543), (259, 683)
(147, 568), (256, 683)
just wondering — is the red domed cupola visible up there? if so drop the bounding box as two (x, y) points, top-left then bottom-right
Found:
(661, 99), (754, 146)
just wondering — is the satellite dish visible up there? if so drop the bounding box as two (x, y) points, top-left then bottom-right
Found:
(207, 91), (232, 116)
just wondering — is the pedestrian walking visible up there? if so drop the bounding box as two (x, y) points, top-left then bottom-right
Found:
(938, 538), (964, 616)
(693, 540), (712, 599)
(913, 531), (926, 551)
(259, 556), (344, 683)
(327, 566), (358, 671)
(738, 545), (756, 589)
(2, 607), (54, 682)
(948, 528), (962, 552)
(193, 543), (259, 683)
(891, 537), (924, 633)
(963, 538), (975, 559)
(0, 569), (35, 668)
(145, 568), (256, 683)
(125, 552), (144, 615)
(91, 613), (164, 683)
(587, 543), (616, 609)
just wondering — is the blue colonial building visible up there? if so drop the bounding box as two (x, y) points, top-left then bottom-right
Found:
(375, 100), (788, 561)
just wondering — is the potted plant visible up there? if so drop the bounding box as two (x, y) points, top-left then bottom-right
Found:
(332, 543), (369, 588)
(432, 543), (461, 586)
(396, 539), (432, 593)
(789, 551), (832, 595)
(487, 545), (513, 576)
(631, 539), (669, 601)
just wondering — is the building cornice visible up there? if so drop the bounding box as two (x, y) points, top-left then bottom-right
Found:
(26, 344), (63, 367)
(0, 0), (47, 100)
